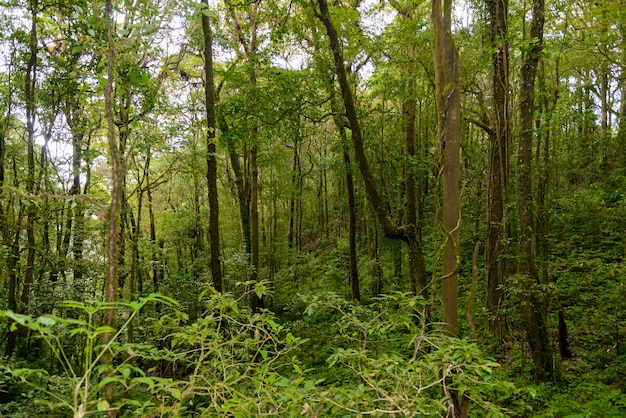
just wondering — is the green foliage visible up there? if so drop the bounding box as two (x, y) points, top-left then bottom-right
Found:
(296, 292), (528, 416)
(0, 293), (178, 417)
(1, 291), (528, 417)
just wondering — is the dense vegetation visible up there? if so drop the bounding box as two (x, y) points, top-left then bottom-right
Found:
(0, 0), (625, 416)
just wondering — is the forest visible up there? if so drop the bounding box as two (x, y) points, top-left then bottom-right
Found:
(0, 0), (625, 416)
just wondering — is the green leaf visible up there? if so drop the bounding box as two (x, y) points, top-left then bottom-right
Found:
(129, 301), (143, 312)
(97, 399), (110, 411)
(98, 376), (124, 389)
(95, 325), (116, 335)
(2, 310), (31, 326)
(169, 387), (181, 401)
(37, 315), (57, 327)
(130, 376), (157, 388)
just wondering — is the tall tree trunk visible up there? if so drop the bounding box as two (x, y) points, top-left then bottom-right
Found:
(432, 0), (461, 337)
(327, 80), (360, 300)
(486, 0), (510, 339)
(104, 0), (120, 412)
(147, 168), (159, 292)
(5, 214), (23, 357)
(618, 24), (626, 168)
(229, 5), (260, 307)
(404, 80), (428, 302)
(116, 94), (130, 296)
(202, 0), (223, 292)
(249, 143), (263, 311)
(518, 0), (554, 382)
(22, 0), (38, 322)
(1, 45), (18, 357)
(387, 0), (431, 307)
(227, 145), (251, 255)
(343, 146), (360, 300)
(288, 136), (300, 248)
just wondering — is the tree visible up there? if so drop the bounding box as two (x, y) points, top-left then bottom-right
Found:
(201, 0), (223, 292)
(485, 0), (510, 339)
(517, 0), (554, 382)
(432, 0), (461, 336)
(103, 0), (120, 411)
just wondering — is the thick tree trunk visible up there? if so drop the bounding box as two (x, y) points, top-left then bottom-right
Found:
(518, 0), (554, 382)
(432, 0), (461, 337)
(486, 0), (510, 339)
(202, 0), (223, 292)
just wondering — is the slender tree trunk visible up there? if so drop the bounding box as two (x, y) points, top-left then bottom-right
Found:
(104, 0), (120, 412)
(386, 2), (432, 307)
(518, 0), (554, 382)
(66, 121), (84, 283)
(228, 147), (251, 256)
(403, 79), (420, 299)
(202, 0), (223, 292)
(1, 46), (18, 357)
(288, 136), (299, 248)
(74, 132), (92, 285)
(128, 202), (140, 344)
(250, 143), (263, 311)
(486, 0), (510, 339)
(343, 146), (360, 300)
(404, 80), (428, 301)
(327, 80), (360, 300)
(229, 6), (260, 304)
(618, 25), (626, 168)
(365, 201), (383, 296)
(116, 98), (130, 296)
(432, 0), (461, 337)
(22, 0), (38, 321)
(147, 173), (159, 292)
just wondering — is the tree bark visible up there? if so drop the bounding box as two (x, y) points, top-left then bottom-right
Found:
(518, 0), (554, 382)
(405, 85), (417, 295)
(147, 171), (159, 292)
(249, 143), (263, 311)
(343, 145), (360, 301)
(1, 42), (19, 358)
(22, 0), (38, 322)
(486, 0), (510, 339)
(432, 0), (461, 336)
(202, 0), (223, 292)
(288, 136), (300, 249)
